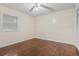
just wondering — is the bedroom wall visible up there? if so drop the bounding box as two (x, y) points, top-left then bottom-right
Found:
(0, 5), (76, 49)
(0, 5), (34, 47)
(35, 8), (76, 46)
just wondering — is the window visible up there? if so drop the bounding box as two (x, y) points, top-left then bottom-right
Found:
(3, 14), (17, 31)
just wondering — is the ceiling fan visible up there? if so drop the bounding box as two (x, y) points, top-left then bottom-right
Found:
(29, 3), (55, 12)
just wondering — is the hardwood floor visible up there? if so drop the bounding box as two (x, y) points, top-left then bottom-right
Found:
(0, 38), (78, 56)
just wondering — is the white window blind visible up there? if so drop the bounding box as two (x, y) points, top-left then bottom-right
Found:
(3, 14), (17, 31)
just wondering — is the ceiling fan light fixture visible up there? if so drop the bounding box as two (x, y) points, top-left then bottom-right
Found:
(35, 7), (38, 11)
(37, 3), (41, 7)
(35, 3), (41, 7)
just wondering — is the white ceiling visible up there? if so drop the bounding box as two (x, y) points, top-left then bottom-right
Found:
(0, 3), (75, 17)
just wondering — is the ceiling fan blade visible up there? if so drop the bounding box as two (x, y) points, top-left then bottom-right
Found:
(40, 5), (55, 11)
(29, 6), (35, 12)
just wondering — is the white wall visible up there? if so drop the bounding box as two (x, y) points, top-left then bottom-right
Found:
(35, 8), (76, 46)
(0, 5), (34, 47)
